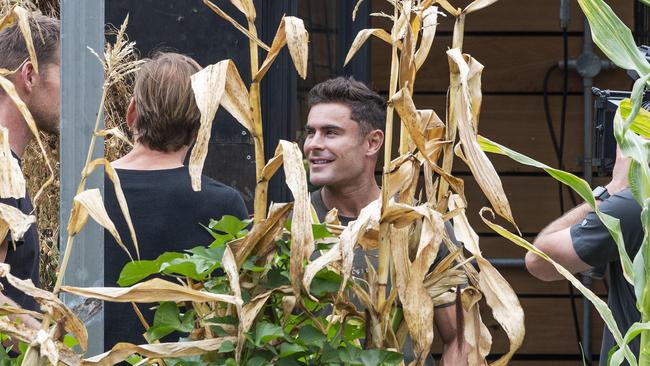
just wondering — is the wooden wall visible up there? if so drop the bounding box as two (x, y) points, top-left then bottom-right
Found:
(300, 0), (636, 364)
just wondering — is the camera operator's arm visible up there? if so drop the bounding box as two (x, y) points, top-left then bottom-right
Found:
(526, 148), (630, 281)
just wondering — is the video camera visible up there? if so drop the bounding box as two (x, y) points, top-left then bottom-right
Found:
(591, 88), (650, 176)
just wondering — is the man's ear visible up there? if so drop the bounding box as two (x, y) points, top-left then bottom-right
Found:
(16, 61), (36, 96)
(366, 129), (384, 157)
(126, 97), (137, 129)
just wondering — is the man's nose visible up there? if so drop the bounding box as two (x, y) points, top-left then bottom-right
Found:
(305, 132), (325, 151)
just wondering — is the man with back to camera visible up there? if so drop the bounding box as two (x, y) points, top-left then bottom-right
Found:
(303, 76), (468, 365)
(526, 148), (640, 365)
(103, 52), (249, 348)
(0, 13), (60, 327)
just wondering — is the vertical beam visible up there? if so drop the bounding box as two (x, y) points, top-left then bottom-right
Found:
(259, 0), (298, 204)
(337, 0), (370, 83)
(60, 0), (105, 356)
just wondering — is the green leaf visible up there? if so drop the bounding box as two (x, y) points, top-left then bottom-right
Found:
(279, 343), (306, 358)
(218, 340), (235, 353)
(359, 349), (403, 366)
(62, 334), (79, 349)
(254, 322), (284, 346)
(310, 269), (342, 297)
(126, 355), (144, 365)
(118, 252), (184, 286)
(338, 344), (362, 364)
(297, 325), (326, 347)
(210, 215), (251, 236)
(576, 0), (650, 75)
(146, 302), (195, 342)
(620, 99), (650, 139)
(312, 223), (333, 240)
(610, 321), (650, 366)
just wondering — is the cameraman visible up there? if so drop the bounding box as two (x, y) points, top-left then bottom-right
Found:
(526, 147), (641, 365)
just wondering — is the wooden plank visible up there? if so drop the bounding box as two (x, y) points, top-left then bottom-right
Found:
(430, 298), (605, 355)
(371, 0), (634, 33)
(379, 94), (586, 173)
(371, 35), (632, 93)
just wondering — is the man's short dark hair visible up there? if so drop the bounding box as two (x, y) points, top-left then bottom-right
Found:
(0, 13), (60, 71)
(308, 76), (386, 135)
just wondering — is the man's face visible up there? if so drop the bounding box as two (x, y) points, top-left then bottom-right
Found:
(303, 103), (373, 189)
(28, 58), (60, 134)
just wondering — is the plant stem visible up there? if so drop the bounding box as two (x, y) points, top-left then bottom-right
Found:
(247, 17), (267, 224)
(377, 0), (401, 328)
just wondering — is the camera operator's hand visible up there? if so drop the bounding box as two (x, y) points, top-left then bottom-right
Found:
(606, 146), (631, 195)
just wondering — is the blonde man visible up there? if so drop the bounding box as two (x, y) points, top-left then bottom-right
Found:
(104, 52), (248, 347)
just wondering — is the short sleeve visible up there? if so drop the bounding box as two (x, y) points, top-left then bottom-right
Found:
(570, 190), (642, 267)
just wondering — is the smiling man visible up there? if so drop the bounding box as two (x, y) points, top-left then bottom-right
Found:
(303, 77), (467, 365)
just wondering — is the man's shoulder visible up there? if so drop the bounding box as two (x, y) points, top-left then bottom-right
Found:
(200, 175), (242, 197)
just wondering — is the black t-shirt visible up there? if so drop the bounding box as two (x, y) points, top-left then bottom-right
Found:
(571, 188), (642, 366)
(103, 166), (248, 348)
(0, 153), (39, 311)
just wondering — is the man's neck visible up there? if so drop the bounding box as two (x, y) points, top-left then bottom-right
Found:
(0, 98), (32, 158)
(111, 143), (189, 170)
(320, 178), (380, 219)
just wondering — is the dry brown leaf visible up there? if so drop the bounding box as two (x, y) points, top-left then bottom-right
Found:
(0, 75), (54, 206)
(189, 60), (252, 191)
(84, 158), (139, 259)
(83, 337), (237, 366)
(231, 202), (292, 267)
(95, 127), (133, 147)
(464, 0), (499, 14)
(344, 29), (393, 66)
(386, 155), (419, 199)
(450, 195), (524, 365)
(62, 278), (242, 306)
(462, 287), (491, 366)
(436, 0), (461, 16)
(67, 189), (132, 260)
(221, 246), (244, 363)
(0, 263), (89, 351)
(399, 24), (416, 91)
(203, 1), (269, 51)
(228, 0), (256, 20)
(255, 16), (308, 81)
(414, 6), (438, 70)
(274, 141), (314, 297)
(0, 202), (35, 243)
(0, 127), (26, 199)
(13, 6), (38, 73)
(0, 6), (17, 31)
(447, 48), (516, 228)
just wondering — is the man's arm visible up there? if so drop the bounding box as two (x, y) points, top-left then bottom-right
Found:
(526, 147), (630, 281)
(435, 304), (468, 366)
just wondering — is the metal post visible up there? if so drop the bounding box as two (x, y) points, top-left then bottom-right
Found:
(60, 0), (105, 356)
(582, 18), (594, 364)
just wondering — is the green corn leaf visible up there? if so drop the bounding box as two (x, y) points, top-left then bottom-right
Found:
(576, 0), (650, 75)
(478, 136), (634, 284)
(610, 322), (650, 366)
(619, 99), (650, 139)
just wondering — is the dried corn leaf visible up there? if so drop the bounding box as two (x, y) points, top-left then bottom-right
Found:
(464, 0), (499, 15)
(228, 0), (255, 20)
(83, 337), (237, 366)
(231, 202), (292, 266)
(436, 0), (461, 16)
(0, 127), (26, 199)
(83, 158), (139, 258)
(414, 6), (438, 70)
(273, 141), (313, 297)
(95, 127), (133, 147)
(0, 202), (35, 243)
(447, 48), (516, 228)
(221, 246), (244, 363)
(13, 6), (38, 73)
(462, 287), (491, 366)
(62, 278), (242, 306)
(34, 329), (58, 365)
(255, 16), (308, 81)
(203, 1), (268, 51)
(450, 195), (523, 366)
(0, 75), (54, 205)
(387, 154), (418, 199)
(0, 316), (38, 344)
(189, 60), (252, 191)
(344, 29), (393, 66)
(0, 7), (17, 31)
(68, 189), (132, 260)
(0, 263), (88, 351)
